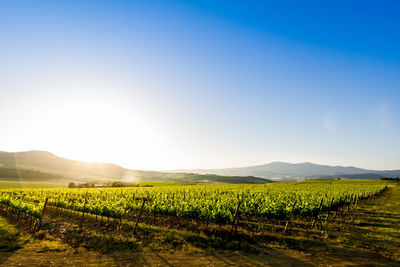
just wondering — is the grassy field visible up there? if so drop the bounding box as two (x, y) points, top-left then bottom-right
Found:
(0, 181), (68, 189)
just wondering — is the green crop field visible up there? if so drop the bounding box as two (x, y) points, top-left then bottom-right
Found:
(0, 179), (399, 266)
(0, 180), (388, 224)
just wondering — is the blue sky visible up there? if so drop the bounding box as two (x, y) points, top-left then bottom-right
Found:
(0, 0), (399, 170)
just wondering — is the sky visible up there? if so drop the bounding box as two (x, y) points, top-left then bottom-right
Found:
(1, 0), (400, 170)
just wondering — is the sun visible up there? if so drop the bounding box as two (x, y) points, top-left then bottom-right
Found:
(6, 92), (181, 170)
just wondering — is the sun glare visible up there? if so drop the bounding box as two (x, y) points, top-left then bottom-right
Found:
(6, 93), (180, 170)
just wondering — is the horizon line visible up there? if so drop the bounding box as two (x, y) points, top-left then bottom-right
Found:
(2, 149), (399, 172)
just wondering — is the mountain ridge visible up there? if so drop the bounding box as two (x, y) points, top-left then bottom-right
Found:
(0, 150), (270, 184)
(2, 150), (399, 182)
(172, 161), (400, 181)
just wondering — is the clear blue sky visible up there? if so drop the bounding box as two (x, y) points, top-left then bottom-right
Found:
(1, 0), (399, 170)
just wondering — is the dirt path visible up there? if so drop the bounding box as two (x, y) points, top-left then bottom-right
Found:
(1, 249), (316, 267)
(1, 186), (400, 266)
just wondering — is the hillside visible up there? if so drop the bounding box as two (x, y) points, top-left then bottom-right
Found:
(0, 167), (69, 182)
(177, 161), (400, 181)
(0, 151), (270, 184)
(3, 150), (398, 183)
(0, 150), (124, 180)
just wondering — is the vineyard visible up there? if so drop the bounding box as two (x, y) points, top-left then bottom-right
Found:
(0, 181), (389, 238)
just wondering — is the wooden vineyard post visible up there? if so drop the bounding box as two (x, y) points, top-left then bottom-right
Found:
(348, 194), (354, 212)
(349, 195), (354, 209)
(351, 194), (356, 209)
(80, 197), (87, 229)
(119, 208), (128, 231)
(354, 194), (359, 209)
(229, 199), (241, 236)
(340, 196), (345, 217)
(36, 197), (49, 232)
(325, 197), (334, 221)
(311, 198), (324, 229)
(69, 200), (75, 218)
(347, 195), (351, 212)
(283, 200), (297, 233)
(133, 198), (146, 234)
(42, 198), (49, 218)
(334, 196), (341, 218)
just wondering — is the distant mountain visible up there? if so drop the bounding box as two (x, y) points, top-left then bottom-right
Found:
(0, 150), (124, 180)
(0, 150), (270, 184)
(2, 150), (397, 183)
(176, 161), (400, 181)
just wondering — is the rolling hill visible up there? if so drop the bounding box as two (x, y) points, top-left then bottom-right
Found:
(175, 161), (400, 181)
(2, 150), (398, 183)
(0, 150), (270, 184)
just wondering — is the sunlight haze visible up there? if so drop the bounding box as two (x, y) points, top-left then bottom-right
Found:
(1, 1), (399, 170)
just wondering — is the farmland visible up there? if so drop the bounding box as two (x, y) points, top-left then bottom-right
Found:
(0, 180), (399, 266)
(0, 181), (387, 225)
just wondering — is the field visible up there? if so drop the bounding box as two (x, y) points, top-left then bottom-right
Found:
(0, 181), (68, 189)
(0, 180), (388, 223)
(0, 180), (193, 189)
(0, 180), (399, 266)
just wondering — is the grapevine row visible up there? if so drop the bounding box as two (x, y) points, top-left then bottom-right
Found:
(0, 183), (387, 226)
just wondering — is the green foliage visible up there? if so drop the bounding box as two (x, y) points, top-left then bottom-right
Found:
(0, 195), (43, 218)
(0, 180), (387, 224)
